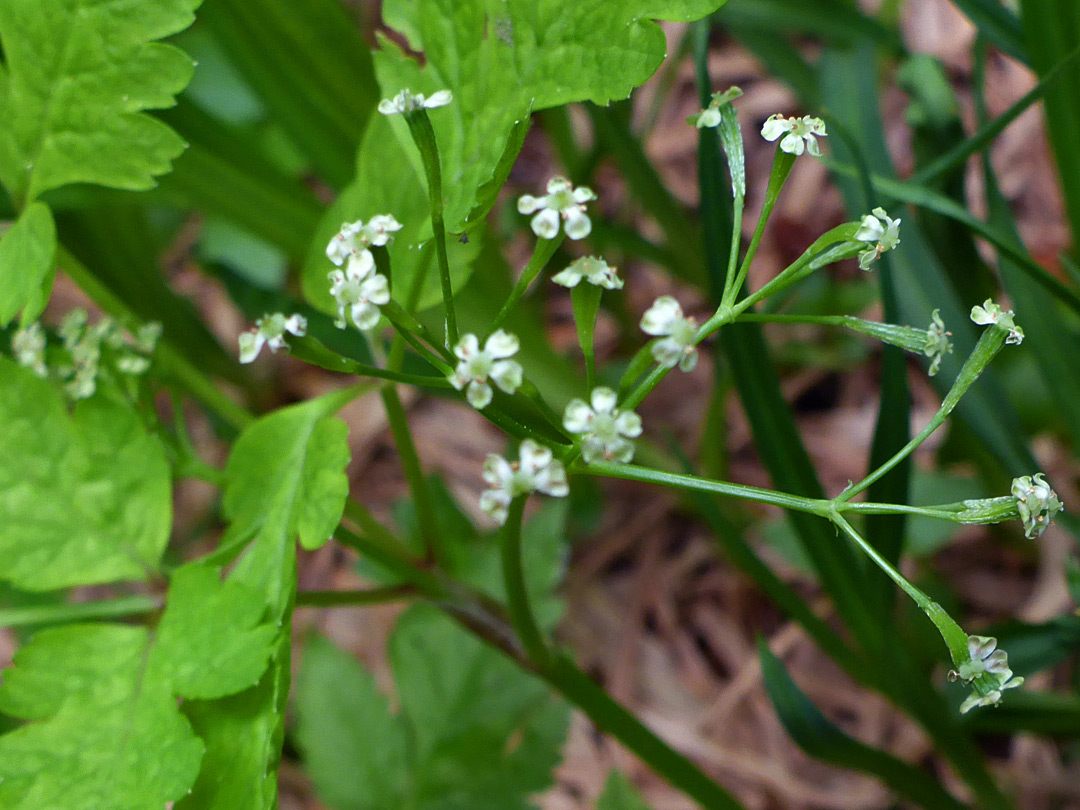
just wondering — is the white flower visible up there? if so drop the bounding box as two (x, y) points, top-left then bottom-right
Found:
(970, 299), (1024, 345)
(328, 257), (390, 332)
(377, 89), (453, 116)
(551, 256), (623, 290)
(761, 114), (827, 157)
(688, 87), (743, 129)
(953, 635), (1024, 714)
(326, 216), (403, 267)
(855, 207), (901, 270)
(1011, 473), (1063, 539)
(563, 387), (643, 463)
(517, 177), (596, 241)
(924, 309), (952, 377)
(640, 296), (699, 372)
(238, 312), (308, 364)
(448, 331), (524, 409)
(11, 322), (47, 377)
(480, 439), (569, 525)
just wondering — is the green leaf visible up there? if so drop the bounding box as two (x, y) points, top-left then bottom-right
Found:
(597, 772), (651, 810)
(0, 359), (171, 591)
(302, 116), (482, 315)
(155, 564), (278, 700)
(757, 639), (967, 810)
(374, 0), (728, 232)
(0, 625), (203, 810)
(295, 636), (409, 810)
(0, 202), (56, 325)
(0, 0), (198, 202)
(222, 393), (352, 555)
(299, 609), (570, 810)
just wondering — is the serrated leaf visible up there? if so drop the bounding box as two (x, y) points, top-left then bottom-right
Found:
(597, 772), (651, 810)
(0, 359), (171, 591)
(0, 625), (203, 810)
(374, 0), (728, 232)
(0, 202), (55, 326)
(223, 393), (352, 556)
(0, 0), (199, 202)
(302, 115), (482, 315)
(295, 636), (409, 810)
(298, 610), (570, 810)
(155, 563), (278, 700)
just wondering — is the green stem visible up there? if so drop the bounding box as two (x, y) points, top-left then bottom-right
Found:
(295, 585), (416, 608)
(838, 326), (1008, 502)
(404, 109), (457, 345)
(491, 235), (564, 331)
(723, 148), (795, 306)
(0, 595), (161, 629)
(499, 498), (551, 666)
(380, 384), (446, 566)
(831, 515), (969, 665)
(382, 300), (455, 369)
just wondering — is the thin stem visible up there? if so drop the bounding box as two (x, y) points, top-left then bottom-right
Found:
(838, 326), (1007, 502)
(491, 235), (564, 331)
(584, 461), (829, 516)
(0, 595), (162, 629)
(404, 109), (458, 344)
(500, 498), (551, 666)
(295, 585), (416, 608)
(382, 300), (455, 369)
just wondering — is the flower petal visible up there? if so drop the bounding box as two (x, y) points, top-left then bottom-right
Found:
(351, 302), (382, 331)
(761, 114), (790, 141)
(517, 194), (542, 214)
(490, 359), (523, 394)
(640, 296), (683, 336)
(572, 186), (597, 204)
(547, 177), (573, 194)
(854, 215), (885, 242)
(361, 273), (391, 305)
(283, 314), (308, 336)
(424, 89), (453, 108)
(563, 208), (592, 240)
(482, 453), (514, 487)
(467, 380), (493, 409)
(484, 329), (520, 359)
(479, 488), (512, 525)
(531, 208), (561, 240)
(650, 337), (683, 368)
(780, 132), (805, 155)
(590, 387), (617, 414)
(346, 249), (375, 281)
(615, 411), (643, 438)
(563, 399), (593, 433)
(678, 347), (699, 372)
(551, 267), (582, 288)
(238, 331), (264, 364)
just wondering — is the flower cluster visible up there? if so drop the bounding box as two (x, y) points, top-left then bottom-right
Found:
(761, 114), (827, 157)
(951, 635), (1024, 714)
(854, 207), (901, 270)
(688, 87), (743, 129)
(970, 299), (1024, 345)
(518, 177), (596, 241)
(12, 310), (161, 399)
(563, 388), (642, 464)
(377, 89), (453, 116)
(239, 312), (307, 364)
(640, 297), (699, 372)
(480, 440), (569, 525)
(923, 309), (953, 376)
(552, 256), (623, 290)
(1011, 474), (1063, 539)
(326, 217), (401, 331)
(448, 331), (523, 409)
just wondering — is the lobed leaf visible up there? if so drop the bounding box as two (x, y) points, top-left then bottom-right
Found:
(0, 359), (171, 591)
(0, 202), (56, 326)
(0, 0), (200, 202)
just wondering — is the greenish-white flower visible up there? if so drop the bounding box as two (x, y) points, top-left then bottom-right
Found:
(640, 296), (699, 372)
(377, 89), (453, 116)
(328, 251), (390, 332)
(761, 114), (827, 156)
(854, 207), (901, 270)
(326, 216), (403, 267)
(480, 439), (569, 525)
(563, 387), (643, 463)
(552, 256), (623, 290)
(923, 309), (953, 376)
(11, 322), (46, 377)
(970, 299), (1024, 345)
(517, 177), (596, 240)
(1011, 473), (1063, 539)
(239, 312), (308, 364)
(448, 331), (523, 409)
(952, 635), (1024, 714)
(688, 87), (743, 129)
